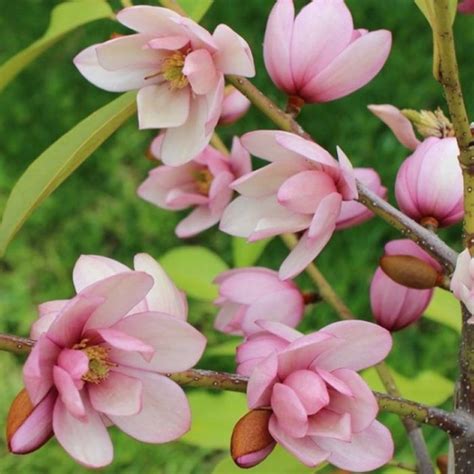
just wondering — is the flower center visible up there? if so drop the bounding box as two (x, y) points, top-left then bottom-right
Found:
(161, 51), (188, 90)
(74, 340), (115, 384)
(194, 169), (213, 195)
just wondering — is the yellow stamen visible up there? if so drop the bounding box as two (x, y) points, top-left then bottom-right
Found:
(74, 339), (115, 384)
(161, 51), (188, 89)
(194, 169), (213, 195)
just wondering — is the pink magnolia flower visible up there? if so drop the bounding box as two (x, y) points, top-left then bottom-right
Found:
(219, 85), (251, 125)
(395, 137), (462, 227)
(138, 137), (251, 238)
(214, 267), (305, 336)
(459, 0), (474, 13)
(336, 168), (386, 230)
(74, 6), (255, 166)
(220, 131), (358, 280)
(243, 320), (393, 471)
(451, 249), (474, 321)
(370, 240), (440, 331)
(11, 254), (206, 468)
(264, 0), (391, 103)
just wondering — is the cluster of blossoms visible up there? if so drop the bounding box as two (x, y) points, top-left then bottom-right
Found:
(8, 0), (473, 471)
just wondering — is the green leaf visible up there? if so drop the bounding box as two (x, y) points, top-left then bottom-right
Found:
(159, 246), (228, 301)
(178, 0), (214, 21)
(183, 391), (247, 449)
(0, 92), (137, 256)
(232, 237), (272, 267)
(424, 288), (462, 333)
(363, 367), (454, 406)
(0, 0), (113, 92)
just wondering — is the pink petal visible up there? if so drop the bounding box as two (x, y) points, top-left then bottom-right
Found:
(326, 369), (378, 432)
(247, 352), (279, 409)
(116, 6), (183, 36)
(183, 49), (218, 95)
(208, 171), (234, 214)
(214, 302), (246, 335)
(53, 366), (86, 419)
(204, 75), (225, 135)
(134, 253), (187, 319)
(219, 91), (251, 126)
(368, 104), (420, 150)
(53, 396), (113, 468)
(307, 410), (351, 441)
(336, 147), (358, 200)
(316, 368), (352, 397)
(57, 349), (89, 381)
(97, 328), (154, 360)
(31, 311), (63, 340)
(38, 299), (69, 318)
(175, 206), (221, 238)
(137, 84), (190, 129)
(257, 320), (302, 341)
(271, 383), (308, 438)
(268, 416), (330, 467)
(9, 390), (55, 454)
(235, 443), (276, 468)
(229, 136), (252, 177)
(89, 371), (142, 416)
(284, 370), (329, 415)
(301, 30), (392, 102)
(107, 312), (206, 373)
(108, 368), (191, 442)
(212, 24), (255, 76)
(236, 333), (289, 364)
(147, 35), (189, 50)
(316, 420), (393, 471)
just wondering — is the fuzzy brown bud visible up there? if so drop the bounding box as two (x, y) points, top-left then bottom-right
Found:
(380, 255), (439, 289)
(7, 389), (35, 451)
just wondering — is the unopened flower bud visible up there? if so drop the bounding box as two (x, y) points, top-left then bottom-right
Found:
(219, 85), (251, 125)
(231, 409), (276, 468)
(380, 255), (440, 289)
(401, 108), (454, 139)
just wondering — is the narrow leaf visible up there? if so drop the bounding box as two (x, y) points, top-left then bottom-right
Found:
(0, 0), (113, 92)
(0, 92), (137, 256)
(178, 0), (214, 21)
(232, 237), (272, 267)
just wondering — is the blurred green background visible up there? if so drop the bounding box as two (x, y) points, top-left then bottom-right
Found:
(0, 0), (473, 472)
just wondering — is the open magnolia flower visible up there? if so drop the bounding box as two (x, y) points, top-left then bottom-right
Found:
(138, 136), (251, 238)
(220, 130), (357, 279)
(74, 5), (255, 165)
(9, 254), (206, 468)
(234, 320), (393, 470)
(264, 0), (391, 103)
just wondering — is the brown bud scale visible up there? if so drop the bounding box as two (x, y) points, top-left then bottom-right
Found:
(380, 255), (439, 289)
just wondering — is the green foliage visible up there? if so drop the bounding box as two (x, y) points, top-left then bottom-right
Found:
(232, 237), (272, 267)
(159, 246), (228, 301)
(424, 288), (462, 333)
(0, 92), (137, 256)
(0, 0), (113, 92)
(178, 0), (214, 21)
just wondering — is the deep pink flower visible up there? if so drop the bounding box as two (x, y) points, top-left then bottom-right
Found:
(74, 6), (255, 166)
(243, 320), (393, 471)
(264, 0), (391, 103)
(214, 268), (305, 336)
(138, 137), (251, 238)
(219, 85), (251, 125)
(220, 131), (357, 279)
(459, 0), (474, 13)
(451, 249), (474, 321)
(370, 240), (440, 331)
(395, 137), (462, 227)
(336, 168), (386, 230)
(11, 254), (206, 468)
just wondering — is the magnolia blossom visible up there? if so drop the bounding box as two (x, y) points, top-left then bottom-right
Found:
(370, 240), (440, 331)
(214, 267), (304, 336)
(459, 0), (474, 13)
(336, 168), (386, 230)
(241, 320), (393, 470)
(219, 85), (251, 125)
(451, 249), (474, 321)
(10, 254), (206, 468)
(264, 0), (391, 103)
(220, 131), (358, 279)
(74, 6), (255, 165)
(138, 137), (250, 238)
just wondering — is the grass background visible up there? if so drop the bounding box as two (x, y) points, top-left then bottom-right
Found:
(0, 0), (473, 472)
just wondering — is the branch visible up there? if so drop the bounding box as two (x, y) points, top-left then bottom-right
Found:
(227, 75), (457, 271)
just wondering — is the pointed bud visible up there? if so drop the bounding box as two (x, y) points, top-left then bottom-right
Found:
(401, 108), (453, 139)
(231, 409), (276, 468)
(380, 255), (440, 289)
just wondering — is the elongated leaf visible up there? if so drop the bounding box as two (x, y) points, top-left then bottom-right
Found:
(232, 237), (272, 267)
(0, 0), (113, 92)
(178, 0), (214, 21)
(0, 92), (137, 256)
(424, 288), (462, 333)
(159, 246), (228, 301)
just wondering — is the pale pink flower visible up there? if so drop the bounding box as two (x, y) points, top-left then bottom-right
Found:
(451, 249), (474, 321)
(138, 137), (251, 238)
(11, 254), (206, 468)
(371, 240), (440, 331)
(459, 0), (474, 13)
(395, 137), (462, 227)
(264, 0), (391, 103)
(220, 131), (357, 280)
(244, 320), (393, 471)
(214, 268), (304, 336)
(73, 6), (255, 166)
(336, 168), (386, 230)
(219, 85), (251, 125)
